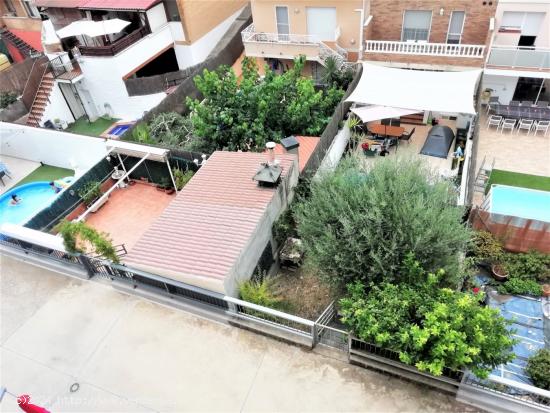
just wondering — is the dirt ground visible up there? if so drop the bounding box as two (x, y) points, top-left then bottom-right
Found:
(271, 266), (337, 320)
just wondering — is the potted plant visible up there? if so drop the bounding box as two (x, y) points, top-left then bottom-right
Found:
(77, 181), (103, 208)
(157, 177), (175, 194)
(481, 88), (493, 105)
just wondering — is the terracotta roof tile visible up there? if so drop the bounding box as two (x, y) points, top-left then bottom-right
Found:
(9, 29), (43, 52)
(271, 136), (320, 172)
(125, 151), (297, 283)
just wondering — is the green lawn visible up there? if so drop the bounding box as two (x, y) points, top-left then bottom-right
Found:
(486, 169), (550, 193)
(66, 116), (119, 137)
(14, 164), (74, 187)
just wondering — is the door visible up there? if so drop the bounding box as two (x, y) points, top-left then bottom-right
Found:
(275, 6), (289, 41)
(306, 7), (337, 42)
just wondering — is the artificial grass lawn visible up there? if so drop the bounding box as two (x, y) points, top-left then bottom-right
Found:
(66, 116), (119, 137)
(14, 164), (74, 187)
(486, 169), (550, 193)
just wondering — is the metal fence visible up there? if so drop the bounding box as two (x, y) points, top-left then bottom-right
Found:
(314, 302), (349, 351)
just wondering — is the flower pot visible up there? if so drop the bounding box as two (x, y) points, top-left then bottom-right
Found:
(491, 264), (508, 281)
(164, 188), (175, 195)
(543, 284), (550, 297)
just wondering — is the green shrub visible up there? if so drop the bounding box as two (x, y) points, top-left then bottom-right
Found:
(526, 349), (550, 390)
(172, 168), (194, 190)
(147, 112), (194, 148)
(471, 231), (504, 264)
(56, 220), (119, 263)
(77, 181), (103, 206)
(131, 123), (151, 144)
(496, 278), (543, 296)
(340, 268), (516, 378)
(503, 251), (550, 282)
(239, 278), (282, 309)
(0, 92), (17, 109)
(295, 155), (472, 289)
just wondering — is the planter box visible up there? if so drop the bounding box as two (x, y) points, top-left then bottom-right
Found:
(349, 337), (463, 395)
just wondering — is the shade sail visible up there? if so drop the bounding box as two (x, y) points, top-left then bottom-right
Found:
(56, 19), (130, 39)
(351, 105), (419, 123)
(346, 63), (482, 115)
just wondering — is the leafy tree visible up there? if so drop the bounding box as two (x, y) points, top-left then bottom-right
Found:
(340, 263), (516, 378)
(186, 56), (345, 152)
(321, 56), (354, 89)
(0, 91), (17, 109)
(148, 112), (195, 148)
(295, 155), (472, 288)
(526, 349), (550, 390)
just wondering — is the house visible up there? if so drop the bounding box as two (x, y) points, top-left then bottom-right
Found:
(242, 0), (365, 80)
(124, 150), (300, 296)
(25, 0), (247, 127)
(0, 0), (43, 62)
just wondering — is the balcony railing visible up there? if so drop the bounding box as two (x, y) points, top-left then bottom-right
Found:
(49, 55), (82, 81)
(365, 40), (485, 58)
(79, 26), (151, 57)
(486, 45), (550, 71)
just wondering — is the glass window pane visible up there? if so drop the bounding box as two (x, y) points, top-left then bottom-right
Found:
(402, 10), (431, 41)
(449, 11), (465, 34)
(502, 11), (523, 29)
(276, 6), (289, 35)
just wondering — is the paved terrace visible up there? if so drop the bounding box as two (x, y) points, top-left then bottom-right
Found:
(0, 256), (478, 413)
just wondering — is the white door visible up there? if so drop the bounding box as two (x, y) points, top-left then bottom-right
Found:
(306, 7), (337, 42)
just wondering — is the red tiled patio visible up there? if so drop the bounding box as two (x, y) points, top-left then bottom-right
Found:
(84, 182), (174, 252)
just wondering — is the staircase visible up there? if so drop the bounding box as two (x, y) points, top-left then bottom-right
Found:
(0, 28), (41, 58)
(26, 72), (55, 127)
(473, 156), (495, 195)
(318, 41), (350, 70)
(400, 113), (424, 125)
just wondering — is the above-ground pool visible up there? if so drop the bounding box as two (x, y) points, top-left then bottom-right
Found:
(489, 185), (550, 222)
(0, 181), (67, 225)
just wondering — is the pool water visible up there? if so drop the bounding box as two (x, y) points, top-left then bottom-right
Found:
(0, 181), (60, 225)
(109, 124), (130, 136)
(490, 185), (550, 223)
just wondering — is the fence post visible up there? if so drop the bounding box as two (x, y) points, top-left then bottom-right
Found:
(311, 323), (318, 347)
(78, 254), (95, 279)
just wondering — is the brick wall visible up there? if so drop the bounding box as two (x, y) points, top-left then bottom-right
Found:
(366, 53), (484, 68)
(367, 0), (496, 45)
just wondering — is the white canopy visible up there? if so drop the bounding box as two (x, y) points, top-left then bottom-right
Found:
(57, 19), (131, 39)
(351, 105), (419, 123)
(346, 63), (482, 115)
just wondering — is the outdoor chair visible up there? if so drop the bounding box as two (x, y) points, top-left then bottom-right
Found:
(521, 100), (534, 107)
(517, 119), (534, 135)
(399, 127), (415, 144)
(500, 118), (516, 134)
(536, 101), (549, 109)
(532, 120), (550, 137)
(486, 96), (500, 114)
(509, 101), (520, 106)
(486, 115), (502, 130)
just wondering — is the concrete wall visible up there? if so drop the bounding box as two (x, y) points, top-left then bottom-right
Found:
(0, 16), (42, 31)
(0, 99), (27, 122)
(224, 158), (299, 297)
(0, 57), (34, 94)
(367, 0), (496, 45)
(40, 82), (76, 126)
(177, 0), (248, 44)
(147, 3), (168, 33)
(0, 122), (107, 175)
(250, 0), (364, 52)
(493, 1), (550, 47)
(482, 74), (519, 104)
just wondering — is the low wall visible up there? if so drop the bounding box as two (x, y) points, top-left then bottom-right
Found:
(124, 65), (197, 96)
(0, 57), (35, 94)
(0, 99), (27, 122)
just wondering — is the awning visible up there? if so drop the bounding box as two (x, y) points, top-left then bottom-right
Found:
(106, 139), (168, 162)
(78, 0), (161, 11)
(56, 19), (130, 39)
(351, 105), (419, 123)
(346, 63), (482, 115)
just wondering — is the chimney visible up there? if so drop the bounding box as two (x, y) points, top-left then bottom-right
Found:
(281, 136), (300, 165)
(266, 141), (276, 165)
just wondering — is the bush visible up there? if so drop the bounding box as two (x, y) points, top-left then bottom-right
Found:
(526, 349), (550, 390)
(496, 278), (543, 296)
(172, 168), (194, 190)
(56, 220), (119, 263)
(239, 278), (282, 309)
(0, 92), (17, 109)
(147, 112), (195, 148)
(340, 267), (516, 378)
(77, 181), (102, 206)
(295, 155), (472, 289)
(503, 251), (550, 282)
(471, 231), (504, 264)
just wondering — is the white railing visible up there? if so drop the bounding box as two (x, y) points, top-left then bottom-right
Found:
(365, 40), (485, 58)
(487, 45), (550, 70)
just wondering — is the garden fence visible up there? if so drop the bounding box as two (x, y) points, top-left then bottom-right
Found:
(1, 232), (549, 412)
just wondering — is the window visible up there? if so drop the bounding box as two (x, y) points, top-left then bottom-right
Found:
(22, 0), (40, 18)
(275, 6), (289, 36)
(402, 10), (432, 42)
(447, 11), (465, 44)
(501, 11), (545, 36)
(3, 0), (16, 14)
(306, 7), (337, 41)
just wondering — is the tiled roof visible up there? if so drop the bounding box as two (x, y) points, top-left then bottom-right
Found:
(271, 136), (320, 172)
(33, 0), (86, 7)
(124, 151), (297, 286)
(33, 0), (160, 10)
(9, 29), (43, 52)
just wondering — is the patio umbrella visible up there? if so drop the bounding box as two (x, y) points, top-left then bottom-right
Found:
(56, 19), (130, 39)
(16, 395), (50, 413)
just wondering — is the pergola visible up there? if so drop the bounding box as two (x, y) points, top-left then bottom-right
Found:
(77, 139), (177, 222)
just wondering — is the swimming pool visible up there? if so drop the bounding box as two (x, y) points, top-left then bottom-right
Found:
(109, 124), (130, 136)
(101, 121), (135, 138)
(489, 185), (550, 223)
(0, 181), (61, 225)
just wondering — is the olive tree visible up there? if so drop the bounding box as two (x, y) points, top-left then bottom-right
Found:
(295, 154), (472, 288)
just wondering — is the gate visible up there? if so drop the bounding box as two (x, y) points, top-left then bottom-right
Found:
(314, 301), (349, 351)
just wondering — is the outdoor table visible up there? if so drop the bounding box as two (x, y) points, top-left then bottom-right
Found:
(368, 124), (405, 138)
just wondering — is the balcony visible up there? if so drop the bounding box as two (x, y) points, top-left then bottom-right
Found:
(241, 24), (347, 67)
(49, 55), (83, 82)
(486, 46), (550, 72)
(365, 40), (485, 58)
(78, 26), (151, 57)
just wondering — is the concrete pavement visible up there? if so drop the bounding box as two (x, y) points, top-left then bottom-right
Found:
(0, 256), (477, 412)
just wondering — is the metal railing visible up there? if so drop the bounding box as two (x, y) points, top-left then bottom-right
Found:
(365, 40), (485, 58)
(0, 235), (83, 267)
(79, 26), (151, 57)
(314, 301), (349, 350)
(49, 55), (81, 79)
(486, 45), (550, 70)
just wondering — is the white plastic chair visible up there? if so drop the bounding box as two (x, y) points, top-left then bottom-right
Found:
(486, 115), (502, 130)
(516, 119), (534, 135)
(500, 119), (516, 134)
(532, 120), (550, 137)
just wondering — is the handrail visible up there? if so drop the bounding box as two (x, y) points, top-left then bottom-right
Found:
(486, 45), (550, 70)
(79, 26), (151, 57)
(365, 40), (485, 58)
